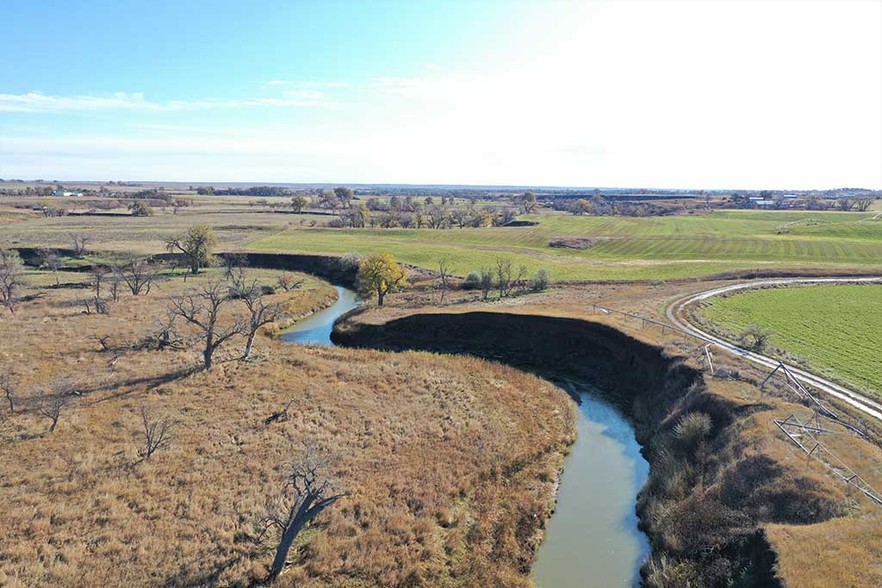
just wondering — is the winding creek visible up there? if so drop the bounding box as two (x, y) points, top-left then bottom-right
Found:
(282, 286), (650, 585)
(280, 286), (360, 345)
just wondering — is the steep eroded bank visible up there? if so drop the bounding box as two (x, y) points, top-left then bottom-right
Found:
(335, 311), (847, 586)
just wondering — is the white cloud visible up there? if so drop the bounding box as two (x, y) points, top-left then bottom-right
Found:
(0, 91), (325, 113)
(264, 80), (349, 88)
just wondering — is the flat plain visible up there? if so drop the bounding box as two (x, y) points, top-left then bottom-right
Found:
(697, 284), (882, 398)
(3, 199), (881, 282)
(250, 210), (882, 281)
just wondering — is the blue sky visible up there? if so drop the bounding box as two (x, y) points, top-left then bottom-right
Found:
(2, 0), (880, 188)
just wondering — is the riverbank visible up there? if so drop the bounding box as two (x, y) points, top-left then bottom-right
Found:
(333, 299), (881, 586)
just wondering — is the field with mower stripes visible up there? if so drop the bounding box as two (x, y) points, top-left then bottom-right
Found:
(250, 210), (882, 281)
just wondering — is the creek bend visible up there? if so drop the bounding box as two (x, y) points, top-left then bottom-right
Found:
(283, 288), (651, 585)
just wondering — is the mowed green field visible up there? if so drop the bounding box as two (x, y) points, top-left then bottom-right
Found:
(250, 210), (882, 281)
(699, 284), (882, 398)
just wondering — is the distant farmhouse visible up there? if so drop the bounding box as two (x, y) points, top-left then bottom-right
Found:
(53, 190), (83, 197)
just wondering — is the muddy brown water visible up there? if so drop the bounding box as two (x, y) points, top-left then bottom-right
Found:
(283, 287), (651, 585)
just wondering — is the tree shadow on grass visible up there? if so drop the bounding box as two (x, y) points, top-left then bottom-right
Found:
(89, 365), (202, 403)
(161, 550), (253, 588)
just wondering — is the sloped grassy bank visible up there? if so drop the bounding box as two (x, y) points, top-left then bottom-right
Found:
(334, 311), (846, 586)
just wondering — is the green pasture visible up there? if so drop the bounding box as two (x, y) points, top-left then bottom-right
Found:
(699, 284), (882, 398)
(249, 210), (882, 281)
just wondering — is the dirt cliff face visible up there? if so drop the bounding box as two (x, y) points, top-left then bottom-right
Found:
(335, 311), (846, 587)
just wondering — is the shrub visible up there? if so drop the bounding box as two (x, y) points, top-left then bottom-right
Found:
(739, 324), (773, 351)
(645, 555), (704, 588)
(528, 268), (550, 292)
(463, 271), (481, 289)
(673, 412), (712, 452)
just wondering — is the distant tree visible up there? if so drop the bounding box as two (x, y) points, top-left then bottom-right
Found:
(0, 250), (26, 313)
(168, 281), (244, 369)
(319, 190), (340, 210)
(499, 208), (518, 226)
(478, 268), (494, 301)
(333, 186), (354, 208)
(38, 249), (62, 285)
(291, 195), (309, 213)
(517, 191), (537, 214)
(276, 273), (305, 292)
(222, 253), (249, 280)
(437, 257), (451, 304)
(128, 201), (153, 216)
(836, 198), (854, 211)
(70, 234), (91, 258)
(83, 266), (110, 314)
(495, 258), (513, 298)
(165, 224), (217, 274)
(856, 198), (873, 212)
(357, 252), (407, 306)
(426, 205), (448, 229)
(115, 256), (162, 295)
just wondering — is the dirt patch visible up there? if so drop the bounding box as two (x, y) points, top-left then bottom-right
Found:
(548, 237), (600, 250)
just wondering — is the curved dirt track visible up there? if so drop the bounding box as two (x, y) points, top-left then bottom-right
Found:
(666, 277), (882, 422)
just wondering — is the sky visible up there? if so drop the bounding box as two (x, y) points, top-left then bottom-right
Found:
(1, 0), (880, 189)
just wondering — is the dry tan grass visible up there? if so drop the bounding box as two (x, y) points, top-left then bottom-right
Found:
(342, 283), (882, 587)
(0, 269), (575, 587)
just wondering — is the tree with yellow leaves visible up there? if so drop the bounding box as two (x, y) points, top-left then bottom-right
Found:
(356, 252), (407, 307)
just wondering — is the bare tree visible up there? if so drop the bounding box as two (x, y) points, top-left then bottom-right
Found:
(856, 198), (874, 212)
(479, 268), (494, 302)
(70, 234), (91, 258)
(513, 264), (528, 294)
(496, 258), (513, 298)
(231, 272), (287, 359)
(83, 266), (111, 314)
(1, 375), (14, 413)
(837, 198), (854, 211)
(222, 253), (249, 280)
(0, 250), (26, 313)
(276, 273), (305, 292)
(258, 451), (347, 583)
(38, 249), (62, 285)
(90, 266), (109, 300)
(37, 383), (70, 433)
(143, 310), (186, 351)
(437, 258), (451, 304)
(115, 257), (162, 295)
(168, 281), (244, 369)
(138, 405), (175, 460)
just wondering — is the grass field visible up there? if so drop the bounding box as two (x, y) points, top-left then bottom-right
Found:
(0, 266), (575, 587)
(697, 284), (882, 398)
(250, 210), (882, 281)
(2, 202), (880, 281)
